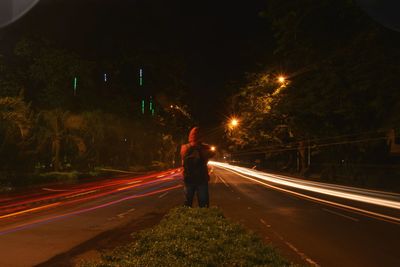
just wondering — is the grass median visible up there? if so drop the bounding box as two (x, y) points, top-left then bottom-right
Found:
(80, 207), (295, 267)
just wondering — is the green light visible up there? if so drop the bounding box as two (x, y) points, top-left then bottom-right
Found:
(139, 68), (143, 86)
(141, 100), (145, 114)
(149, 96), (153, 111)
(149, 96), (155, 116)
(73, 77), (77, 96)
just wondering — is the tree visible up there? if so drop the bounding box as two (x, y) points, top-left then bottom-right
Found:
(35, 109), (87, 171)
(0, 54), (24, 97)
(0, 93), (32, 140)
(265, 0), (400, 134)
(14, 38), (95, 110)
(0, 94), (33, 172)
(227, 0), (400, 174)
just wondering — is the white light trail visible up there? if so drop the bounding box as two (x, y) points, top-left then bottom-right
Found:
(209, 161), (400, 210)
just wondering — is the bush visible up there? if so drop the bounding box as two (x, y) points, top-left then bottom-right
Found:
(80, 207), (294, 267)
(0, 171), (14, 192)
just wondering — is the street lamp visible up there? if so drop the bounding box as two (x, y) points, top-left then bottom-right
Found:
(231, 119), (238, 127)
(210, 146), (216, 152)
(229, 117), (239, 129)
(277, 75), (286, 84)
(272, 75), (289, 96)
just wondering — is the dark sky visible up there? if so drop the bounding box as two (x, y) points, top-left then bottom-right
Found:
(355, 0), (400, 32)
(0, 0), (272, 128)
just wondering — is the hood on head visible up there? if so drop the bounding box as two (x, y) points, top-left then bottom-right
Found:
(189, 127), (201, 145)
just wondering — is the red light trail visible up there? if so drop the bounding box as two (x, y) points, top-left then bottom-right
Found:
(0, 169), (183, 234)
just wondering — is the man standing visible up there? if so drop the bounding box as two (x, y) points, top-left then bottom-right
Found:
(180, 127), (215, 207)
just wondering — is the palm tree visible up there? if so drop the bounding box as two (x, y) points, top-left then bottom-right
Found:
(36, 109), (87, 171)
(0, 94), (32, 140)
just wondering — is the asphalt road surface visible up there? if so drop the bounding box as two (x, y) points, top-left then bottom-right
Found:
(0, 163), (399, 267)
(209, 162), (400, 267)
(0, 170), (183, 267)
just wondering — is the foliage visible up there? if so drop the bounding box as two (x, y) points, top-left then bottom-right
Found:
(14, 38), (95, 109)
(0, 95), (34, 172)
(0, 95), (181, 187)
(226, 0), (400, 176)
(227, 73), (289, 149)
(264, 0), (400, 135)
(0, 35), (191, 186)
(80, 207), (293, 267)
(0, 94), (32, 140)
(0, 54), (24, 97)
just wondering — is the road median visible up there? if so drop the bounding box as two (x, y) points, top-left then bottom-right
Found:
(79, 207), (295, 267)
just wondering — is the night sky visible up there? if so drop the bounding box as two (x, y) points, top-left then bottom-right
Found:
(356, 0), (400, 32)
(0, 0), (272, 128)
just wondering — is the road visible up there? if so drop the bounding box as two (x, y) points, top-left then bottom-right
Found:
(0, 163), (399, 266)
(0, 170), (184, 267)
(209, 162), (400, 267)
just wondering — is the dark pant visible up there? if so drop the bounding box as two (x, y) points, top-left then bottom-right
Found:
(184, 182), (209, 208)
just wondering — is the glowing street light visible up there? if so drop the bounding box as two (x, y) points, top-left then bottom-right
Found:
(277, 75), (286, 84)
(231, 118), (239, 127)
(273, 75), (288, 96)
(210, 146), (216, 152)
(229, 118), (239, 128)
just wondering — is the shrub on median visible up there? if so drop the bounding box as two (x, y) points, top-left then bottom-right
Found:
(80, 207), (294, 267)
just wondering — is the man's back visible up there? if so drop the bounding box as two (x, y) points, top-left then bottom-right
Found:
(181, 143), (213, 184)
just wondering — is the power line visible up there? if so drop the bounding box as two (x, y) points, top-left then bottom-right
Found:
(230, 130), (386, 154)
(231, 136), (388, 156)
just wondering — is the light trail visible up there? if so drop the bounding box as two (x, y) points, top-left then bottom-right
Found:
(0, 168), (182, 220)
(1, 179), (133, 210)
(224, 168), (400, 224)
(0, 175), (181, 220)
(0, 202), (61, 219)
(65, 190), (98, 199)
(127, 180), (143, 185)
(0, 183), (182, 236)
(0, 169), (181, 212)
(42, 188), (77, 192)
(209, 161), (400, 210)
